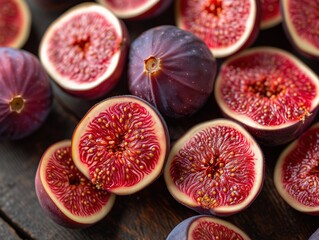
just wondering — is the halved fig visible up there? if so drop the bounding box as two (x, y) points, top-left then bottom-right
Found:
(96, 0), (172, 20)
(167, 215), (251, 240)
(274, 122), (319, 215)
(39, 3), (129, 100)
(281, 0), (319, 59)
(128, 25), (217, 119)
(164, 119), (264, 216)
(260, 0), (281, 29)
(215, 47), (319, 146)
(175, 0), (261, 58)
(35, 140), (115, 228)
(72, 95), (170, 195)
(0, 0), (31, 48)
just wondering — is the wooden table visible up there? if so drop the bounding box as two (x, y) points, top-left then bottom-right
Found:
(1, 1), (319, 239)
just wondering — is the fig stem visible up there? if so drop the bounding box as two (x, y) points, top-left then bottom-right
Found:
(9, 96), (25, 113)
(144, 56), (160, 74)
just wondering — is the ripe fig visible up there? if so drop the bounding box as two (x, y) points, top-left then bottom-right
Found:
(175, 0), (261, 58)
(72, 95), (170, 195)
(166, 215), (251, 240)
(309, 228), (319, 240)
(128, 25), (217, 119)
(0, 47), (52, 140)
(281, 0), (319, 59)
(274, 122), (319, 215)
(215, 46), (319, 146)
(39, 3), (129, 100)
(35, 140), (116, 228)
(0, 0), (31, 48)
(164, 119), (264, 216)
(260, 0), (281, 30)
(96, 0), (173, 20)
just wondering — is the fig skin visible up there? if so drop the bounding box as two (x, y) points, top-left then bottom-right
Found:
(96, 0), (173, 20)
(166, 215), (251, 240)
(309, 228), (319, 240)
(39, 3), (130, 100)
(0, 47), (53, 140)
(72, 95), (170, 195)
(128, 25), (217, 119)
(35, 140), (116, 228)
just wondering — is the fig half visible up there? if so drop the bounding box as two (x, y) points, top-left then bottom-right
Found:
(35, 140), (115, 228)
(72, 95), (169, 195)
(164, 119), (264, 216)
(215, 46), (319, 146)
(260, 0), (281, 30)
(274, 122), (319, 215)
(39, 3), (129, 100)
(281, 0), (319, 59)
(0, 0), (31, 48)
(175, 0), (261, 58)
(166, 215), (251, 240)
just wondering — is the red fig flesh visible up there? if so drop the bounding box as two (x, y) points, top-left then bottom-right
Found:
(260, 0), (281, 29)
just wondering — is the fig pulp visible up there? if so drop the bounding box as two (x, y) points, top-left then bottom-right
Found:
(215, 46), (319, 146)
(274, 122), (319, 215)
(260, 0), (281, 30)
(164, 119), (264, 216)
(39, 3), (129, 100)
(72, 95), (169, 195)
(166, 215), (251, 240)
(0, 0), (31, 48)
(128, 25), (217, 118)
(176, 0), (261, 58)
(96, 0), (172, 20)
(35, 140), (115, 228)
(0, 48), (52, 140)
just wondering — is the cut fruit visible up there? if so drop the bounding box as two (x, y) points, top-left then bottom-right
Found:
(96, 0), (172, 20)
(260, 0), (281, 29)
(72, 95), (170, 195)
(274, 122), (319, 215)
(215, 46), (319, 146)
(164, 119), (264, 216)
(39, 3), (129, 100)
(176, 0), (261, 58)
(281, 0), (319, 59)
(35, 140), (115, 228)
(0, 0), (31, 48)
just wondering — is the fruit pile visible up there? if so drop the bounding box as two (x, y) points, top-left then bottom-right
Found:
(1, 0), (319, 239)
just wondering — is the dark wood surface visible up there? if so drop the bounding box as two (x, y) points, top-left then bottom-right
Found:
(1, 1), (319, 239)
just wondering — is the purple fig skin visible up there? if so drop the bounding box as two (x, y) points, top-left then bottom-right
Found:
(166, 215), (199, 240)
(309, 228), (319, 240)
(0, 48), (52, 140)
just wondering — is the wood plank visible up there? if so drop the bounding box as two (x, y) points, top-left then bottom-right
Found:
(0, 217), (21, 240)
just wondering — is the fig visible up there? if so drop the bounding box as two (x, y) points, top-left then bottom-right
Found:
(96, 0), (173, 20)
(166, 215), (251, 240)
(215, 46), (319, 146)
(309, 228), (319, 240)
(164, 119), (264, 216)
(0, 0), (31, 48)
(175, 0), (261, 58)
(0, 47), (52, 140)
(39, 3), (129, 100)
(35, 140), (116, 228)
(72, 95), (170, 195)
(128, 25), (217, 119)
(260, 0), (281, 30)
(281, 0), (319, 59)
(274, 122), (319, 215)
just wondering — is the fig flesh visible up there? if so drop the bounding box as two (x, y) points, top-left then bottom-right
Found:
(215, 46), (319, 146)
(260, 0), (281, 29)
(0, 0), (31, 48)
(72, 95), (170, 195)
(35, 140), (116, 228)
(39, 3), (129, 100)
(281, 0), (319, 59)
(274, 122), (319, 215)
(0, 48), (52, 140)
(164, 119), (264, 216)
(166, 215), (251, 240)
(128, 25), (217, 118)
(96, 0), (172, 20)
(175, 0), (261, 58)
